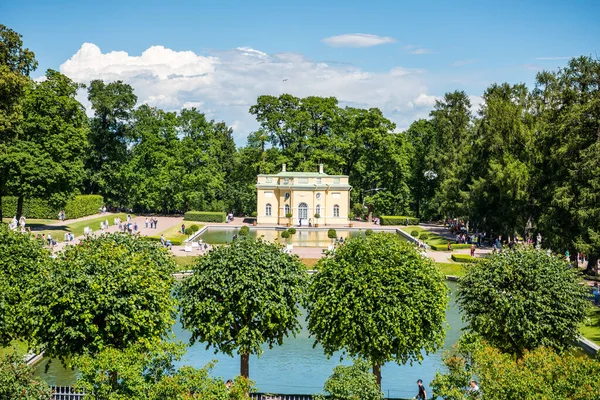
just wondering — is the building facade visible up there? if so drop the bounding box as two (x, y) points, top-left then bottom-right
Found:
(256, 164), (352, 226)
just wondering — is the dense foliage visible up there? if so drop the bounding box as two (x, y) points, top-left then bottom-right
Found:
(74, 341), (253, 400)
(0, 351), (52, 400)
(315, 359), (383, 400)
(184, 211), (226, 223)
(431, 336), (600, 400)
(2, 194), (103, 219)
(306, 233), (448, 386)
(457, 247), (589, 357)
(32, 234), (177, 361)
(177, 237), (307, 378)
(0, 223), (50, 345)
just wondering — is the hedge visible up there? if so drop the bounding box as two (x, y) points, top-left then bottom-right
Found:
(380, 215), (419, 226)
(431, 243), (473, 251)
(451, 254), (477, 263)
(1, 195), (103, 220)
(239, 226), (250, 236)
(146, 236), (184, 246)
(184, 211), (226, 223)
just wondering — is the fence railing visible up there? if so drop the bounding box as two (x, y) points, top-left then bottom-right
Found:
(50, 386), (85, 400)
(50, 387), (409, 400)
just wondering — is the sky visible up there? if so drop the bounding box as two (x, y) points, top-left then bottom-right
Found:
(3, 0), (599, 144)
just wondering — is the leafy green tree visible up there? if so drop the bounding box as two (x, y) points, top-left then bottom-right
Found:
(0, 224), (50, 346)
(457, 247), (589, 358)
(32, 234), (177, 362)
(306, 233), (448, 387)
(75, 341), (253, 400)
(0, 24), (37, 220)
(315, 359), (383, 400)
(4, 69), (88, 219)
(84, 80), (137, 204)
(0, 351), (52, 400)
(405, 119), (437, 219)
(177, 237), (307, 378)
(432, 338), (600, 400)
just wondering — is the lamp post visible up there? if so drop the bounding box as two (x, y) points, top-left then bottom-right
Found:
(363, 188), (385, 223)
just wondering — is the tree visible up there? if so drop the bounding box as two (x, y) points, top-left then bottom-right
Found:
(0, 24), (38, 221)
(74, 341), (253, 400)
(32, 234), (177, 362)
(0, 351), (52, 400)
(177, 237), (307, 378)
(315, 359), (383, 400)
(432, 337), (600, 400)
(405, 119), (437, 219)
(84, 79), (137, 203)
(3, 69), (88, 219)
(306, 233), (448, 387)
(457, 247), (589, 358)
(0, 224), (50, 346)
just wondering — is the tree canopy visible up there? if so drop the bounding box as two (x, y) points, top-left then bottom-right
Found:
(306, 233), (448, 386)
(177, 236), (307, 378)
(457, 247), (589, 357)
(32, 234), (177, 361)
(0, 351), (52, 400)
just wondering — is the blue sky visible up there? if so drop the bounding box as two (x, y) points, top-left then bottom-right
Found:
(3, 0), (599, 143)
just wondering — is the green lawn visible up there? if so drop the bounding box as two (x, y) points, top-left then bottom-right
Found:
(0, 341), (28, 357)
(580, 306), (600, 346)
(401, 226), (448, 249)
(301, 258), (320, 270)
(174, 256), (197, 270)
(435, 262), (466, 277)
(149, 223), (202, 245)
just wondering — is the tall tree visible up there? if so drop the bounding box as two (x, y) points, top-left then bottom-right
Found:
(0, 25), (37, 221)
(85, 80), (137, 204)
(306, 233), (448, 387)
(178, 237), (307, 378)
(32, 234), (176, 362)
(457, 247), (589, 358)
(3, 69), (88, 219)
(405, 119), (437, 219)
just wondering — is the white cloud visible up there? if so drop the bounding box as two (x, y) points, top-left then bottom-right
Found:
(535, 56), (570, 60)
(523, 64), (542, 71)
(60, 43), (460, 144)
(403, 45), (434, 55)
(452, 59), (477, 67)
(321, 33), (396, 48)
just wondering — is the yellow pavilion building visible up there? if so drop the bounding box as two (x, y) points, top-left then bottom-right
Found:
(256, 164), (351, 226)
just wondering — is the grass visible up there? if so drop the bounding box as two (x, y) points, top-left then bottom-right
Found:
(401, 226), (448, 249)
(580, 306), (600, 346)
(174, 256), (198, 270)
(0, 341), (28, 357)
(149, 223), (202, 246)
(301, 258), (320, 270)
(435, 262), (466, 277)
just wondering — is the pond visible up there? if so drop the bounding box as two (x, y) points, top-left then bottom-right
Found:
(34, 281), (462, 399)
(198, 227), (404, 247)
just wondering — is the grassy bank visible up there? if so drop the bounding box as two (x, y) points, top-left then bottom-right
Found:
(149, 223), (202, 246)
(435, 262), (466, 277)
(580, 306), (600, 346)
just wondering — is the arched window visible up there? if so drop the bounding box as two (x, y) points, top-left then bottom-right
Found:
(284, 204), (290, 215)
(333, 204), (340, 217)
(316, 204), (321, 216)
(266, 203), (272, 216)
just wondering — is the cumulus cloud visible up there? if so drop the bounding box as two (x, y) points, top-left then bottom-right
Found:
(321, 33), (396, 48)
(60, 43), (453, 144)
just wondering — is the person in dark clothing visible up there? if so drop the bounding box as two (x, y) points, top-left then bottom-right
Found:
(415, 379), (427, 400)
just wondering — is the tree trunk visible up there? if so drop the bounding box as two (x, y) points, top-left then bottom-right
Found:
(240, 353), (250, 378)
(373, 362), (382, 388)
(0, 195), (3, 222)
(586, 254), (599, 276)
(16, 196), (24, 221)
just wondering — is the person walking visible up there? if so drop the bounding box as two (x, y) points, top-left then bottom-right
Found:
(181, 224), (186, 234)
(470, 244), (475, 257)
(415, 379), (427, 400)
(145, 217), (149, 228)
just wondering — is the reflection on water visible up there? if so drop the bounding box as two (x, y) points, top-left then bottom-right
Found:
(199, 228), (402, 247)
(35, 282), (462, 398)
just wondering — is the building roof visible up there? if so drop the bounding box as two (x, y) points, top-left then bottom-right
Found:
(258, 172), (349, 178)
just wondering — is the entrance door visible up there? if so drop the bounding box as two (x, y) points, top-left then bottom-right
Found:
(298, 203), (308, 226)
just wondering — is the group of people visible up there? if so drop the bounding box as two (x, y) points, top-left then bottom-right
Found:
(58, 210), (66, 221)
(414, 378), (479, 399)
(8, 215), (26, 232)
(145, 217), (160, 229)
(118, 215), (137, 233)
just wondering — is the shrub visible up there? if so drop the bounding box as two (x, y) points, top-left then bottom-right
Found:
(451, 254), (476, 263)
(189, 224), (200, 233)
(184, 211), (226, 223)
(411, 230), (419, 237)
(280, 230), (291, 239)
(288, 228), (297, 234)
(431, 243), (472, 251)
(64, 195), (104, 219)
(380, 215), (419, 226)
(285, 212), (293, 219)
(328, 229), (337, 239)
(2, 195), (103, 220)
(314, 213), (320, 219)
(419, 233), (429, 240)
(147, 237), (183, 246)
(239, 226), (250, 236)
(251, 212), (257, 218)
(365, 229), (373, 236)
(184, 227), (193, 236)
